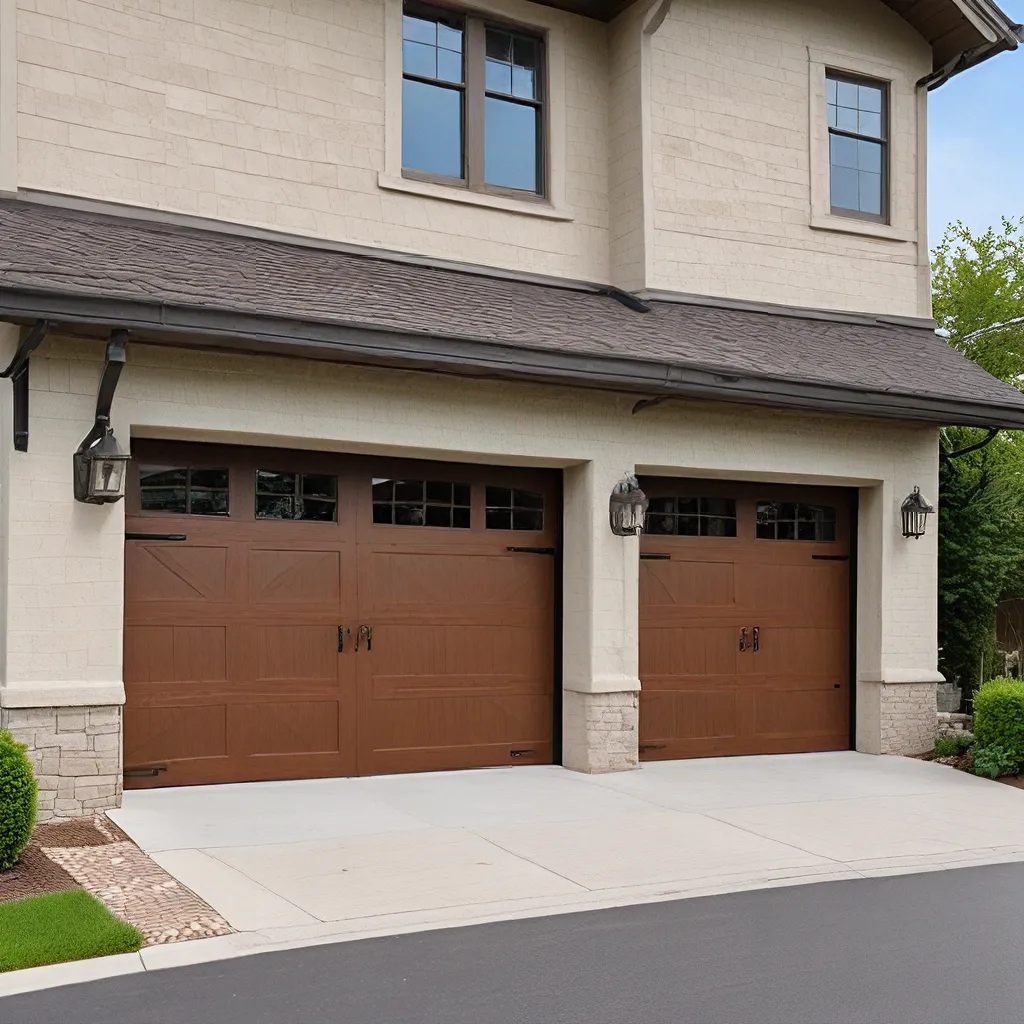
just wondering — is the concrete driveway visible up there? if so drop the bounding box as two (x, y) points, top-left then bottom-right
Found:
(109, 753), (1024, 953)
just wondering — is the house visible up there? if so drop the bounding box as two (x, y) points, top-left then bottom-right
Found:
(0, 0), (1021, 820)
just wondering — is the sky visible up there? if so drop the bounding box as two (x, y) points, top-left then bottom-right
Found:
(928, 0), (1024, 247)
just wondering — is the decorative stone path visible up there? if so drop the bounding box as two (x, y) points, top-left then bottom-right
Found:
(3, 815), (231, 946)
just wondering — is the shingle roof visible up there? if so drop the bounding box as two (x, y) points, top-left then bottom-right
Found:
(3, 196), (1024, 427)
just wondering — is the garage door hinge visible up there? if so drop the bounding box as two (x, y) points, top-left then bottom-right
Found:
(811, 554), (850, 561)
(510, 749), (536, 758)
(639, 744), (667, 752)
(123, 766), (168, 777)
(506, 547), (555, 555)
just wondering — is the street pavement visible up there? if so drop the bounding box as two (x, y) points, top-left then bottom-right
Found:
(3, 861), (1024, 1024)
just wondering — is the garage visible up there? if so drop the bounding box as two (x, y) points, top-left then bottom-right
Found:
(639, 480), (852, 760)
(123, 441), (557, 788)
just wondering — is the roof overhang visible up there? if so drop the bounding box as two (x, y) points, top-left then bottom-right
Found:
(4, 287), (1024, 431)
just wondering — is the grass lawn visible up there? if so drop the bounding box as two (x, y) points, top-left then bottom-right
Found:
(0, 890), (144, 973)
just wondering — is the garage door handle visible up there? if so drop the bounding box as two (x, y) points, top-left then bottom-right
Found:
(739, 627), (748, 652)
(752, 626), (759, 652)
(356, 624), (372, 652)
(338, 625), (350, 652)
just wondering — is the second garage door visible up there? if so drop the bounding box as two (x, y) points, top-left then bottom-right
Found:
(123, 441), (557, 788)
(639, 479), (852, 759)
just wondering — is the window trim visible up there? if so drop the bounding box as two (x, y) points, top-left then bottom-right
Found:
(382, 0), (572, 220)
(825, 71), (889, 225)
(400, 1), (548, 200)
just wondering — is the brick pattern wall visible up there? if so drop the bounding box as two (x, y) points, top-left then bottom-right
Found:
(1, 705), (122, 820)
(879, 682), (936, 756)
(936, 712), (972, 739)
(563, 690), (639, 773)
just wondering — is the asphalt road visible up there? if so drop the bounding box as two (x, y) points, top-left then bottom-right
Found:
(4, 862), (1024, 1024)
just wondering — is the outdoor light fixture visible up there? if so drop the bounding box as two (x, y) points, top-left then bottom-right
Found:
(900, 486), (934, 539)
(73, 330), (130, 505)
(609, 474), (649, 536)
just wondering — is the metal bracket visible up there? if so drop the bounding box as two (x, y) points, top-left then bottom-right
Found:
(0, 320), (50, 451)
(77, 330), (129, 454)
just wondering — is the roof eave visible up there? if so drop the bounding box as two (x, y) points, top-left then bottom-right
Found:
(919, 1), (1021, 88)
(4, 289), (1024, 432)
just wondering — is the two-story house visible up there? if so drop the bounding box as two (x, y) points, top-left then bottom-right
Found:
(0, 0), (1022, 819)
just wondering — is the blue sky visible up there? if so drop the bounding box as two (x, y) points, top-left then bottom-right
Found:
(928, 2), (1024, 247)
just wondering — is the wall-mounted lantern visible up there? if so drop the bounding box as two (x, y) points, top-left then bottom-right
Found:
(609, 474), (648, 536)
(900, 486), (934, 539)
(74, 427), (130, 504)
(73, 330), (130, 505)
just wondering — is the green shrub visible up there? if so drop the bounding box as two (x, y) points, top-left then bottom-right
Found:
(973, 744), (1019, 779)
(973, 678), (1024, 766)
(0, 729), (37, 871)
(934, 734), (974, 757)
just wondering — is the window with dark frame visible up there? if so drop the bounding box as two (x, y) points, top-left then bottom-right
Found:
(756, 502), (837, 542)
(402, 2), (544, 197)
(485, 487), (544, 531)
(255, 471), (338, 522)
(139, 466), (229, 516)
(372, 478), (471, 528)
(827, 72), (887, 220)
(644, 498), (737, 537)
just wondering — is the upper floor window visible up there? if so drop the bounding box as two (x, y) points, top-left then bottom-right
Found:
(402, 3), (545, 197)
(827, 72), (886, 221)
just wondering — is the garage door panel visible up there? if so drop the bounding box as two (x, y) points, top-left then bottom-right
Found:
(753, 689), (848, 740)
(371, 673), (550, 700)
(639, 688), (740, 744)
(249, 548), (343, 605)
(124, 705), (228, 766)
(368, 624), (550, 677)
(752, 627), (848, 677)
(124, 625), (227, 684)
(230, 702), (341, 756)
(639, 626), (738, 678)
(738, 564), (848, 619)
(639, 560), (735, 610)
(253, 625), (340, 682)
(125, 544), (229, 603)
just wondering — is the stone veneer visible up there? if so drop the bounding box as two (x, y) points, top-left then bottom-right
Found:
(879, 682), (937, 755)
(562, 690), (638, 773)
(937, 712), (973, 739)
(0, 706), (122, 821)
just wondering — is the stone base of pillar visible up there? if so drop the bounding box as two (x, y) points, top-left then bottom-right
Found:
(0, 706), (123, 821)
(562, 690), (639, 773)
(879, 682), (937, 755)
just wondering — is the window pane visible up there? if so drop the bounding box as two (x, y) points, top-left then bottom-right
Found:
(826, 76), (837, 103)
(425, 505), (452, 527)
(512, 66), (535, 100)
(437, 22), (462, 52)
(426, 480), (453, 503)
(703, 498), (735, 516)
(256, 471), (296, 495)
(677, 516), (699, 536)
(302, 474), (337, 499)
(403, 14), (436, 44)
(513, 509), (544, 531)
(395, 480), (423, 501)
(454, 483), (471, 506)
(372, 478), (393, 501)
(858, 110), (881, 138)
(830, 165), (859, 211)
(645, 513), (674, 535)
(486, 58), (512, 93)
(756, 522), (774, 539)
(486, 29), (511, 61)
(836, 104), (858, 132)
(513, 36), (537, 69)
(256, 495), (293, 519)
(452, 507), (471, 529)
(373, 503), (392, 524)
(702, 517), (737, 538)
(859, 171), (882, 215)
(858, 139), (882, 173)
(403, 39), (436, 78)
(485, 97), (537, 191)
(298, 499), (336, 522)
(394, 504), (424, 526)
(141, 487), (186, 513)
(189, 491), (228, 516)
(830, 133), (858, 168)
(402, 79), (462, 178)
(836, 80), (858, 107)
(190, 468), (228, 489)
(436, 47), (462, 84)
(514, 489), (543, 509)
(858, 83), (882, 112)
(486, 508), (512, 530)
(140, 466), (187, 487)
(826, 103), (838, 128)
(486, 486), (512, 508)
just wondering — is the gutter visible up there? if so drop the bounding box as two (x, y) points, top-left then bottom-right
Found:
(4, 289), (1024, 431)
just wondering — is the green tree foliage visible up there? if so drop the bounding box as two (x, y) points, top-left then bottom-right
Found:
(932, 218), (1024, 690)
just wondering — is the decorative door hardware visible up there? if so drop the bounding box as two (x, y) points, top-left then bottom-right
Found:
(338, 625), (350, 652)
(739, 627), (748, 652)
(123, 766), (167, 777)
(506, 546), (556, 555)
(640, 552), (671, 560)
(752, 626), (759, 652)
(812, 554), (850, 561)
(355, 624), (373, 652)
(0, 319), (50, 452)
(125, 533), (187, 542)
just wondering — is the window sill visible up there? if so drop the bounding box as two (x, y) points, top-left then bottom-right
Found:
(810, 214), (916, 243)
(378, 172), (574, 221)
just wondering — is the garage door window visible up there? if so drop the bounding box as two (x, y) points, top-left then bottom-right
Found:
(645, 497), (737, 537)
(485, 487), (544, 531)
(255, 471), (338, 522)
(139, 467), (229, 516)
(372, 478), (471, 528)
(756, 501), (836, 541)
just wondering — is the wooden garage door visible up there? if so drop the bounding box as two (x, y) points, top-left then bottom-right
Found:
(123, 441), (556, 788)
(639, 480), (851, 760)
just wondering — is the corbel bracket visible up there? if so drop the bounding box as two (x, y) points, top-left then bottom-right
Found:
(0, 319), (51, 451)
(79, 330), (129, 452)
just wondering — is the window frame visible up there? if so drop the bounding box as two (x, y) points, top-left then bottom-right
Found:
(401, 0), (548, 202)
(826, 70), (889, 225)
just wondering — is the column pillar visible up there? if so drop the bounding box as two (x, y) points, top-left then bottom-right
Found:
(0, 327), (125, 819)
(561, 460), (640, 772)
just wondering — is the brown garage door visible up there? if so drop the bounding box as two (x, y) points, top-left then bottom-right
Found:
(639, 480), (851, 759)
(123, 441), (556, 788)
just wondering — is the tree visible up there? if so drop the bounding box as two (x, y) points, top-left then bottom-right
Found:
(932, 217), (1024, 690)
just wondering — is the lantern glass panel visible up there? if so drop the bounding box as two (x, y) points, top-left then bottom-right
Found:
(91, 456), (126, 497)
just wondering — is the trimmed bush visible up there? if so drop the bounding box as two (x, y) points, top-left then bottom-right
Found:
(973, 677), (1024, 770)
(0, 729), (37, 871)
(934, 734), (974, 757)
(974, 745), (1019, 780)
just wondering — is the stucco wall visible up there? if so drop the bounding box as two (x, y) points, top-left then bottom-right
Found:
(11, 0), (931, 316)
(0, 334), (941, 759)
(648, 0), (931, 315)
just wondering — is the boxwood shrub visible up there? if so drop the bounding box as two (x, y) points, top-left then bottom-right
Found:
(0, 728), (37, 871)
(973, 677), (1024, 772)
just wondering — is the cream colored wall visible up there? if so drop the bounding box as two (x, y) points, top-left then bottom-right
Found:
(14, 0), (609, 280)
(647, 0), (932, 315)
(0, 336), (941, 756)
